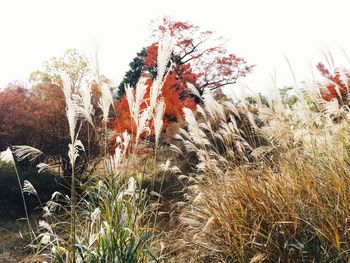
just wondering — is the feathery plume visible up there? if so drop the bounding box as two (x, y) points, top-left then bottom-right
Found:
(187, 82), (201, 98)
(36, 163), (51, 173)
(125, 84), (135, 118)
(0, 147), (14, 164)
(75, 84), (95, 125)
(136, 108), (151, 143)
(150, 31), (173, 110)
(98, 83), (114, 123)
(61, 73), (79, 141)
(202, 92), (225, 121)
(121, 131), (131, 153)
(157, 30), (173, 79)
(68, 140), (85, 165)
(66, 101), (79, 142)
(61, 72), (72, 105)
(183, 107), (209, 146)
(23, 180), (38, 196)
(126, 78), (149, 124)
(12, 145), (43, 162)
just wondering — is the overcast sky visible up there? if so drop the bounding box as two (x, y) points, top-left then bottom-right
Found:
(0, 0), (349, 97)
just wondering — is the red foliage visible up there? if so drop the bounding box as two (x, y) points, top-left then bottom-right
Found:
(112, 18), (252, 141)
(0, 86), (35, 148)
(144, 43), (158, 68)
(113, 96), (137, 134)
(0, 81), (105, 176)
(143, 43), (199, 97)
(317, 63), (350, 103)
(150, 17), (254, 94)
(0, 83), (68, 151)
(112, 74), (196, 136)
(162, 73), (197, 122)
(165, 65), (198, 97)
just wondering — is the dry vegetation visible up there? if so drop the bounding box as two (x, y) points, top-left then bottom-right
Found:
(2, 30), (350, 263)
(154, 78), (350, 262)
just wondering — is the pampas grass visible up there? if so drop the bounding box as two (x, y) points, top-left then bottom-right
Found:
(77, 84), (95, 125)
(61, 72), (89, 262)
(124, 32), (173, 147)
(30, 32), (174, 263)
(0, 147), (15, 163)
(11, 28), (350, 263)
(164, 77), (350, 262)
(98, 83), (114, 124)
(176, 149), (350, 262)
(12, 145), (43, 162)
(149, 30), (172, 111)
(126, 78), (148, 124)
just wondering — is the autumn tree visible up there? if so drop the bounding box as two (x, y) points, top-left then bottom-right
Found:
(27, 49), (110, 173)
(118, 17), (254, 98)
(30, 49), (92, 92)
(113, 18), (253, 140)
(0, 85), (36, 149)
(1, 52), (107, 175)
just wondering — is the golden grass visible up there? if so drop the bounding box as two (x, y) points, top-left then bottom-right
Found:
(177, 157), (350, 262)
(164, 88), (350, 262)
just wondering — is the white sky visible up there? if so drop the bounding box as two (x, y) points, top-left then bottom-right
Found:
(0, 0), (349, 97)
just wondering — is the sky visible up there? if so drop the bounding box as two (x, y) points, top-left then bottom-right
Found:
(0, 0), (349, 97)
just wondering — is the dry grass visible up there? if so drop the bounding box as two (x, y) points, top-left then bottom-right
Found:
(176, 157), (350, 262)
(164, 87), (350, 262)
(3, 29), (350, 263)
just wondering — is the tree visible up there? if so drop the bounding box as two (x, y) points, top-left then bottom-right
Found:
(112, 18), (253, 139)
(29, 49), (92, 92)
(117, 48), (148, 98)
(31, 81), (107, 176)
(27, 49), (105, 175)
(0, 86), (36, 150)
(0, 80), (105, 177)
(118, 17), (254, 98)
(157, 18), (254, 95)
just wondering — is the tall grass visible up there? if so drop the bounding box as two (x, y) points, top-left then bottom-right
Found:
(165, 84), (350, 262)
(31, 32), (173, 262)
(5, 29), (350, 262)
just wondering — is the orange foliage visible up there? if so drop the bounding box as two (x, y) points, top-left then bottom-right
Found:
(112, 17), (253, 140)
(144, 43), (158, 68)
(112, 74), (196, 136)
(151, 17), (254, 94)
(0, 86), (35, 148)
(317, 63), (350, 104)
(0, 83), (68, 150)
(162, 73), (197, 123)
